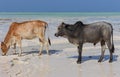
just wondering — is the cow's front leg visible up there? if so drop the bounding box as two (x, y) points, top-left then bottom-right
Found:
(77, 43), (83, 64)
(17, 37), (22, 56)
(13, 43), (17, 55)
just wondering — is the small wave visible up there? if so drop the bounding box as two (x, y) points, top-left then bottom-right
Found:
(0, 18), (11, 21)
(0, 18), (12, 24)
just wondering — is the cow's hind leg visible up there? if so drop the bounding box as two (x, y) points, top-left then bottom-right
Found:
(106, 40), (113, 63)
(98, 40), (106, 62)
(39, 38), (50, 55)
(13, 43), (17, 55)
(44, 40), (50, 55)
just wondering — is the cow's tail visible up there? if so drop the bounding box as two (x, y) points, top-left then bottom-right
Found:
(48, 37), (51, 46)
(111, 25), (115, 53)
(45, 23), (51, 46)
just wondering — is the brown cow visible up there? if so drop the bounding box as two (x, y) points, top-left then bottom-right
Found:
(0, 20), (51, 56)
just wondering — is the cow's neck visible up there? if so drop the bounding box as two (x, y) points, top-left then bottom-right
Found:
(68, 37), (79, 45)
(4, 33), (12, 48)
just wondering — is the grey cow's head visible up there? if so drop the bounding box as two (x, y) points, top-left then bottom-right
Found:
(55, 22), (68, 37)
(55, 21), (84, 38)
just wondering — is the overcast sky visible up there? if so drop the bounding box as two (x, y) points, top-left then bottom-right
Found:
(0, 0), (120, 12)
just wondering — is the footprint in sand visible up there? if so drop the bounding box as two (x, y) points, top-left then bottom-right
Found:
(10, 58), (30, 66)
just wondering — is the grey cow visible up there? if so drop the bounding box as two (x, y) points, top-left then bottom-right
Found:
(55, 21), (114, 64)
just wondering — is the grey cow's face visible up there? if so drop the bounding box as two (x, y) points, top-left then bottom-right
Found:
(55, 22), (68, 38)
(55, 21), (84, 39)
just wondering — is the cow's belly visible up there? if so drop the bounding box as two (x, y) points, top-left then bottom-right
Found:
(83, 30), (102, 43)
(23, 36), (37, 40)
(84, 36), (101, 43)
(21, 33), (37, 40)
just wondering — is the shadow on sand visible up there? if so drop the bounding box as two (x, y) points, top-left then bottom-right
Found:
(23, 50), (62, 55)
(68, 55), (118, 63)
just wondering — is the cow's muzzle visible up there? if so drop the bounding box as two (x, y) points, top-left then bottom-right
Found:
(55, 33), (59, 37)
(2, 53), (6, 56)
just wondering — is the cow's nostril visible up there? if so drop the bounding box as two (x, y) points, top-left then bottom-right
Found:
(55, 33), (57, 36)
(55, 33), (56, 36)
(55, 33), (58, 37)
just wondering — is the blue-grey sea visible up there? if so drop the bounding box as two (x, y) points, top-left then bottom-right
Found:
(0, 12), (120, 41)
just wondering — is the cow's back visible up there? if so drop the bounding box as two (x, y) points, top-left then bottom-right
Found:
(82, 21), (112, 43)
(12, 20), (47, 39)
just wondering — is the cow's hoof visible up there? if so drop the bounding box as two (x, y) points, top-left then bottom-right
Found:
(2, 54), (6, 56)
(38, 53), (42, 56)
(13, 53), (17, 55)
(109, 60), (112, 63)
(18, 55), (22, 57)
(98, 60), (102, 62)
(18, 54), (22, 57)
(47, 53), (51, 55)
(2, 53), (6, 56)
(77, 60), (81, 64)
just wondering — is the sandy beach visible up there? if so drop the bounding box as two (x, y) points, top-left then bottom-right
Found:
(0, 31), (120, 77)
(0, 13), (120, 77)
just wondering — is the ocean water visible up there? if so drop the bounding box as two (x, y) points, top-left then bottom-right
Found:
(0, 12), (120, 41)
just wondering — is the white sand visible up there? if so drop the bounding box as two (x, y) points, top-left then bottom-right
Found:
(0, 30), (120, 77)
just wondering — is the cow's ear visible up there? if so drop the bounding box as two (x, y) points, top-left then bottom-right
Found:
(61, 22), (66, 27)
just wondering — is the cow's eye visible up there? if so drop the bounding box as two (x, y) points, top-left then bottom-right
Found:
(58, 27), (60, 30)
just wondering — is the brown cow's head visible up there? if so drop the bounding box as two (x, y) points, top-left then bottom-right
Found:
(1, 42), (8, 56)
